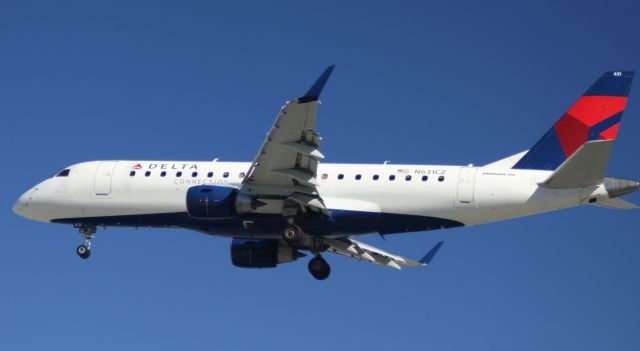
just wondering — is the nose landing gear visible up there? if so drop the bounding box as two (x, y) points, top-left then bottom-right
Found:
(76, 244), (91, 259)
(75, 225), (96, 259)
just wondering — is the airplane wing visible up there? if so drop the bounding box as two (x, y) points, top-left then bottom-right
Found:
(323, 238), (445, 269)
(241, 66), (335, 215)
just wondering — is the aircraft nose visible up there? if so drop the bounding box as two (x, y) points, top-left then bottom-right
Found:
(13, 189), (35, 218)
(13, 184), (60, 223)
(13, 193), (27, 216)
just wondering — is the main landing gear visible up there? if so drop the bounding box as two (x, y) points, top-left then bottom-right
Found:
(282, 222), (331, 280)
(308, 255), (331, 280)
(283, 224), (303, 244)
(76, 225), (96, 259)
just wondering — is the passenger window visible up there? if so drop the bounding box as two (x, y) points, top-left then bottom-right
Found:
(223, 172), (229, 178)
(405, 175), (412, 181)
(373, 175), (379, 181)
(389, 175), (396, 181)
(207, 172), (213, 178)
(321, 174), (328, 180)
(192, 172), (198, 177)
(176, 171), (182, 177)
(129, 171), (136, 177)
(56, 169), (70, 177)
(355, 174), (362, 180)
(422, 175), (428, 181)
(338, 174), (344, 180)
(160, 171), (167, 177)
(145, 171), (151, 177)
(239, 172), (246, 178)
(438, 176), (445, 182)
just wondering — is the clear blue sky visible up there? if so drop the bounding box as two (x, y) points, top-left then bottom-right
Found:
(1, 0), (639, 349)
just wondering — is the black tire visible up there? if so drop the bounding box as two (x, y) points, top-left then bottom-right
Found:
(76, 245), (91, 259)
(308, 256), (331, 280)
(283, 224), (302, 243)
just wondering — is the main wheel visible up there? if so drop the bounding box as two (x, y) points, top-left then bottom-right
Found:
(76, 245), (91, 259)
(283, 224), (303, 244)
(308, 256), (331, 280)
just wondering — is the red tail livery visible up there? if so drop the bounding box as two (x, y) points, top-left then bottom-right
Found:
(513, 71), (634, 170)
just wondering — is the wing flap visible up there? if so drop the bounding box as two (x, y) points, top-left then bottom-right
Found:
(287, 191), (328, 214)
(282, 142), (325, 160)
(272, 168), (319, 187)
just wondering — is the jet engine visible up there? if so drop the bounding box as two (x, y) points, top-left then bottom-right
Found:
(186, 185), (237, 218)
(230, 239), (304, 268)
(186, 185), (265, 219)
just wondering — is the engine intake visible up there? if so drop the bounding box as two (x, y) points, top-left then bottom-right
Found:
(231, 239), (304, 268)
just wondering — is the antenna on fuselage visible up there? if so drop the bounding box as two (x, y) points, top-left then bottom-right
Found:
(212, 158), (219, 162)
(383, 160), (391, 164)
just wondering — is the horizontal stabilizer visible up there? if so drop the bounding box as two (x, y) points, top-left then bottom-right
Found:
(540, 140), (613, 189)
(592, 198), (639, 210)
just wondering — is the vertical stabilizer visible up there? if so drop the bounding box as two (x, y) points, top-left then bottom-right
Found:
(513, 71), (634, 170)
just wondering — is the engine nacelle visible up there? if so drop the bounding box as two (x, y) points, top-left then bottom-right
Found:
(186, 185), (237, 218)
(230, 239), (303, 268)
(186, 185), (269, 219)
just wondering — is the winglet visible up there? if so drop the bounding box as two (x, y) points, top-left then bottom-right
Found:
(298, 65), (335, 103)
(420, 241), (444, 265)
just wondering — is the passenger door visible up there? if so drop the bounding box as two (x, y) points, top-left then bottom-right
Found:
(93, 161), (118, 197)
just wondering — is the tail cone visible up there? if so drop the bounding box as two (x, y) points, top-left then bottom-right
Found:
(604, 177), (640, 198)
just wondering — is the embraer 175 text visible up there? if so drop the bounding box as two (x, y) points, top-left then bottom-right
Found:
(13, 67), (639, 280)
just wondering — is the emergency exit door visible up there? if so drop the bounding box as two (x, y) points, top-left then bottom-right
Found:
(94, 161), (118, 196)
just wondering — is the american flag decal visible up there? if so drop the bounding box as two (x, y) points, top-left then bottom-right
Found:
(397, 169), (410, 174)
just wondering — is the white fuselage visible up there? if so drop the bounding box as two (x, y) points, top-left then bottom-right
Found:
(13, 160), (610, 237)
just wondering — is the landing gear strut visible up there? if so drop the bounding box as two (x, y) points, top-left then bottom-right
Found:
(308, 255), (331, 280)
(76, 225), (96, 259)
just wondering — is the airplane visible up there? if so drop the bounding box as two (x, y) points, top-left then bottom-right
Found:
(12, 67), (639, 280)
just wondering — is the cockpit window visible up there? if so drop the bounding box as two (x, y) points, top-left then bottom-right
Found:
(56, 169), (70, 177)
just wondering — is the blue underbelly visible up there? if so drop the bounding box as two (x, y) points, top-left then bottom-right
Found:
(52, 209), (463, 236)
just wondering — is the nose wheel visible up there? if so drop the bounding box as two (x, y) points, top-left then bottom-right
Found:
(308, 255), (331, 280)
(76, 245), (91, 259)
(76, 225), (96, 259)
